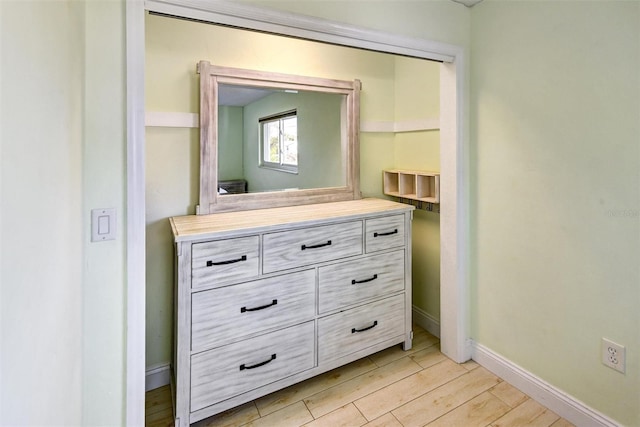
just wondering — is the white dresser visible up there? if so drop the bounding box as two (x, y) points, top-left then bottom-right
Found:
(170, 198), (414, 425)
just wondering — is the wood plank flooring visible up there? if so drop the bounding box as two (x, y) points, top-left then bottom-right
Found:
(145, 326), (574, 427)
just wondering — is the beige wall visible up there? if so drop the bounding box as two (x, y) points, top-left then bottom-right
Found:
(470, 1), (640, 425)
(146, 13), (442, 369)
(393, 56), (442, 319)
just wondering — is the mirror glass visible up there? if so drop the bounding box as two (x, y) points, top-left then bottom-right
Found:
(217, 83), (346, 194)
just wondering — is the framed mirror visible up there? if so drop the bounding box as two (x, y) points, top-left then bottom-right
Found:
(197, 61), (361, 214)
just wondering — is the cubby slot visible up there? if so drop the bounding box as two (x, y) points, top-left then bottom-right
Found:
(383, 171), (400, 196)
(416, 174), (439, 202)
(399, 174), (416, 198)
(383, 169), (440, 203)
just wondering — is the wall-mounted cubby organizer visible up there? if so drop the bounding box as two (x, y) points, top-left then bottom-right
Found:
(383, 169), (440, 204)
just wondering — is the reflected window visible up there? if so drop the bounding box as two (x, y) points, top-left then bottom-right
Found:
(259, 110), (298, 174)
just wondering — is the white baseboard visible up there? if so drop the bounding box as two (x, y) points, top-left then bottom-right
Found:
(471, 342), (619, 427)
(412, 305), (440, 338)
(146, 363), (172, 392)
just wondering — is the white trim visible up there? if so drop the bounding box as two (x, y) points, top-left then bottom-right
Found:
(145, 0), (459, 62)
(144, 113), (440, 132)
(439, 59), (470, 363)
(125, 0), (146, 426)
(412, 305), (440, 338)
(360, 118), (439, 133)
(146, 363), (172, 391)
(128, 0), (470, 420)
(472, 342), (620, 427)
(145, 112), (199, 128)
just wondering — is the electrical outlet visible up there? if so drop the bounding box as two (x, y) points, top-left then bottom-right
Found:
(602, 338), (626, 373)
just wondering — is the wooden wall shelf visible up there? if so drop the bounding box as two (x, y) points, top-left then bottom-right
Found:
(383, 169), (440, 203)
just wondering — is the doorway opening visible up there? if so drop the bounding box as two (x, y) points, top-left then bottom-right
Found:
(126, 2), (467, 424)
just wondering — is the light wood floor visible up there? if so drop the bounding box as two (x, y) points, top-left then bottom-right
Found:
(146, 326), (574, 427)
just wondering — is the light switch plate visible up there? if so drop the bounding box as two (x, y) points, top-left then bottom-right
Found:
(91, 208), (116, 242)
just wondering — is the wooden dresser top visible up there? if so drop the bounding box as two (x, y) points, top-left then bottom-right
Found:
(170, 198), (413, 242)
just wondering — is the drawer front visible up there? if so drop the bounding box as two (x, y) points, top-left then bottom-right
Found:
(192, 236), (260, 290)
(318, 294), (405, 364)
(190, 322), (315, 412)
(191, 270), (316, 352)
(318, 250), (405, 314)
(365, 215), (406, 253)
(263, 221), (363, 274)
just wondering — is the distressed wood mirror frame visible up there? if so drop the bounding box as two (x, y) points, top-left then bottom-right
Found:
(197, 60), (362, 214)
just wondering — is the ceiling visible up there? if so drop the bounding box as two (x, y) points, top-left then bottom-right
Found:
(218, 84), (275, 107)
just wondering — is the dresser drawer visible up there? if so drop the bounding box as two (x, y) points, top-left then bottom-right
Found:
(318, 250), (405, 314)
(365, 215), (405, 253)
(318, 294), (405, 364)
(191, 270), (316, 352)
(191, 236), (260, 290)
(263, 221), (363, 273)
(190, 321), (315, 412)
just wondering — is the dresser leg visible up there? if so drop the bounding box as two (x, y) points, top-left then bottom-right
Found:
(402, 330), (413, 351)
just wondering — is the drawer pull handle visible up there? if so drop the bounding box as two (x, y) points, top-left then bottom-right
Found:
(352, 274), (378, 285)
(374, 229), (398, 237)
(206, 255), (247, 267)
(301, 240), (332, 250)
(352, 320), (378, 334)
(239, 354), (277, 371)
(241, 299), (278, 313)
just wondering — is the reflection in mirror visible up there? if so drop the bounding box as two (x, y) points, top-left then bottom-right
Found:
(197, 61), (361, 214)
(218, 83), (345, 194)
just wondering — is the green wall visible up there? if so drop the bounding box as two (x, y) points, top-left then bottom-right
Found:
(82, 2), (127, 424)
(218, 106), (245, 180)
(240, 0), (471, 48)
(1, 0), (127, 425)
(1, 1), (84, 424)
(241, 91), (344, 192)
(470, 1), (640, 425)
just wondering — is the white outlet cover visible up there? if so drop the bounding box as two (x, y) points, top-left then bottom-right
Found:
(602, 338), (626, 373)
